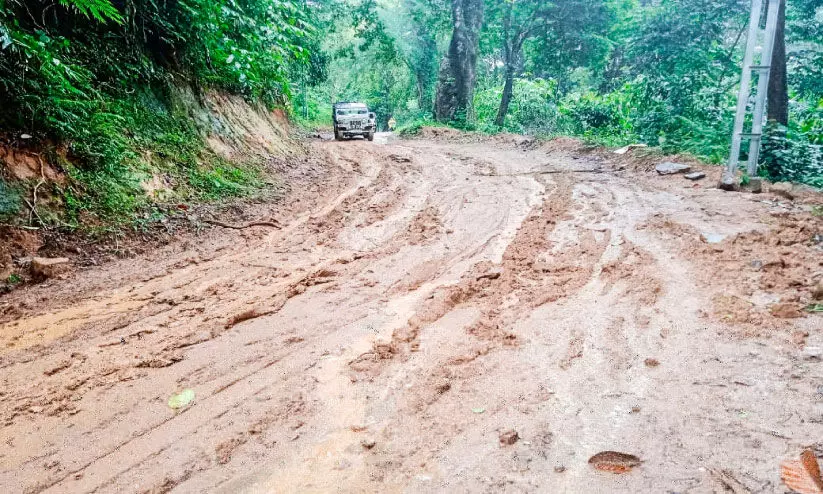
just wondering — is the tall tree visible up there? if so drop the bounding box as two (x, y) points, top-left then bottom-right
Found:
(486, 0), (551, 127)
(767, 0), (788, 126)
(434, 0), (484, 123)
(400, 0), (450, 113)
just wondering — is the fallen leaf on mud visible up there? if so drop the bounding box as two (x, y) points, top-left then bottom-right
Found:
(781, 449), (823, 494)
(167, 389), (195, 410)
(588, 451), (642, 473)
(471, 407), (485, 414)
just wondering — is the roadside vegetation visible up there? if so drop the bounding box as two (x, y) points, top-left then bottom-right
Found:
(297, 0), (823, 188)
(0, 0), (821, 236)
(0, 0), (320, 228)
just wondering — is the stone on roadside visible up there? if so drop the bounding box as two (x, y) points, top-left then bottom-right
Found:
(684, 171), (706, 181)
(499, 429), (519, 446)
(803, 346), (822, 362)
(718, 171), (739, 191)
(812, 281), (823, 301)
(770, 302), (803, 319)
(655, 162), (691, 175)
(744, 177), (762, 193)
(30, 257), (71, 280)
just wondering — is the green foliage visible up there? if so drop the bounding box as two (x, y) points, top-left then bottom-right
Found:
(57, 0), (122, 23)
(762, 122), (823, 188)
(0, 0), (321, 227)
(1, 0), (822, 232)
(6, 273), (22, 284)
(395, 117), (447, 136)
(0, 179), (22, 221)
(188, 162), (263, 201)
(475, 78), (561, 134)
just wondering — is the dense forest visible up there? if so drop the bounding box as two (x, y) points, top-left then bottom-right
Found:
(302, 0), (822, 187)
(0, 0), (821, 227)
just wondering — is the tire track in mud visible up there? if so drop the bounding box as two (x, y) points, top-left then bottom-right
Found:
(0, 142), (425, 493)
(348, 173), (614, 377)
(4, 136), (822, 493)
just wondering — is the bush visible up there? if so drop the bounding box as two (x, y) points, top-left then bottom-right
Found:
(557, 88), (636, 146)
(0, 179), (22, 221)
(474, 78), (561, 135)
(0, 0), (317, 227)
(762, 123), (823, 187)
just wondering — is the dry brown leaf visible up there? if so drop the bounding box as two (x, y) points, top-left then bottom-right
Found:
(781, 449), (823, 494)
(588, 451), (642, 473)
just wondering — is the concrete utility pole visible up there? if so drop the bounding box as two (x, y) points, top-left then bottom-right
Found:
(721, 0), (782, 190)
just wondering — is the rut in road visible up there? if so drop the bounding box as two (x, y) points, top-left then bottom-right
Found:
(0, 135), (821, 493)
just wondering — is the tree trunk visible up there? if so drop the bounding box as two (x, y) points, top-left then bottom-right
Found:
(434, 0), (484, 123)
(495, 66), (515, 127)
(767, 0), (788, 126)
(412, 27), (437, 114)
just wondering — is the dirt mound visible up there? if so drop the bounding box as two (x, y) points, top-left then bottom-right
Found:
(641, 212), (822, 332)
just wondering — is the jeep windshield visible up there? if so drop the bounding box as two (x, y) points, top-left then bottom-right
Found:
(336, 109), (368, 116)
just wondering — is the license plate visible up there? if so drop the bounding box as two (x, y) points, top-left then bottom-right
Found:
(351, 121), (361, 129)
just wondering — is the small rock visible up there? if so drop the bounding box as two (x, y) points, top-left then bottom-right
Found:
(803, 346), (822, 362)
(656, 162), (691, 175)
(684, 171), (706, 181)
(750, 259), (763, 271)
(361, 438), (376, 450)
(477, 267), (502, 281)
(770, 182), (795, 200)
(644, 358), (660, 368)
(20, 133), (32, 139)
(744, 177), (763, 193)
(718, 171), (739, 191)
(812, 282), (823, 301)
(791, 330), (809, 346)
(770, 303), (803, 319)
(554, 465), (566, 473)
(630, 406), (641, 413)
(499, 430), (519, 446)
(30, 257), (71, 280)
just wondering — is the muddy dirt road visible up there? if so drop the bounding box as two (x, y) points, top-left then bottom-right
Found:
(1, 133), (822, 493)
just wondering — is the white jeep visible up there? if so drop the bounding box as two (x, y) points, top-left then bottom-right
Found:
(333, 102), (376, 141)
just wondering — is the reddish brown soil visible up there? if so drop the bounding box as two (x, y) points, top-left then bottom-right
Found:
(0, 134), (821, 493)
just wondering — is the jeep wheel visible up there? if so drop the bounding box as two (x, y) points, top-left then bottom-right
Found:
(367, 131), (375, 142)
(334, 130), (342, 141)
